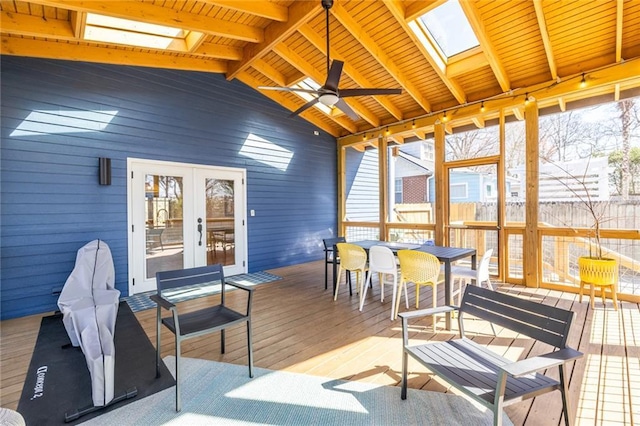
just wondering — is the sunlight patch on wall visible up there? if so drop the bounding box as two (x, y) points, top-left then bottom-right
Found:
(240, 133), (293, 172)
(10, 110), (118, 137)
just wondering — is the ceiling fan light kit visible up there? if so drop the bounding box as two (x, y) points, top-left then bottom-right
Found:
(258, 0), (402, 121)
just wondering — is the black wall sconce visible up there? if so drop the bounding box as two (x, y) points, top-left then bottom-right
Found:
(99, 157), (111, 185)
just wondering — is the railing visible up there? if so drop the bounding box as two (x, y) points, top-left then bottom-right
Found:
(343, 221), (640, 299)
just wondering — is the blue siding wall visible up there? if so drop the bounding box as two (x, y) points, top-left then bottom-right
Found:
(1, 57), (337, 319)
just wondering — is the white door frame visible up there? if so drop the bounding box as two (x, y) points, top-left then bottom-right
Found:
(127, 158), (247, 295)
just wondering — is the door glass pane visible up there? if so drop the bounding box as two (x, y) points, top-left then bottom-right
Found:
(205, 178), (235, 266)
(448, 164), (498, 225)
(146, 174), (183, 278)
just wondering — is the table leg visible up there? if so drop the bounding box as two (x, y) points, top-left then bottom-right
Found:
(444, 261), (452, 330)
(333, 245), (338, 295)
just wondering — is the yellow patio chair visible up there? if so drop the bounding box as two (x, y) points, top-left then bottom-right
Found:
(334, 243), (368, 301)
(396, 250), (442, 323)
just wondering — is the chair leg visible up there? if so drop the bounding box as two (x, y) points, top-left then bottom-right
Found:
(415, 284), (421, 309)
(485, 277), (495, 291)
(559, 364), (573, 426)
(334, 266), (343, 300)
(432, 284), (438, 332)
(221, 329), (226, 353)
(359, 270), (372, 311)
(324, 258), (329, 290)
(155, 308), (162, 378)
(590, 284), (596, 309)
(175, 338), (181, 412)
(579, 281), (584, 303)
(390, 279), (398, 320)
(611, 284), (619, 311)
(246, 321), (254, 378)
(379, 273), (385, 302)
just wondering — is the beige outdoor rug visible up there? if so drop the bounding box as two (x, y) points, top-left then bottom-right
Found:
(80, 356), (513, 425)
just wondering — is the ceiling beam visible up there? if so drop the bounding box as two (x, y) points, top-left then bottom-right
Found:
(0, 37), (227, 73)
(384, 0), (466, 104)
(459, 0), (510, 92)
(192, 43), (243, 60)
(616, 0), (623, 62)
(0, 10), (75, 39)
(238, 72), (339, 137)
(273, 43), (378, 128)
(199, 1), (288, 22)
(26, 0), (263, 42)
(251, 58), (288, 87)
(70, 10), (86, 39)
(331, 1), (432, 113)
(339, 57), (640, 146)
(533, 0), (557, 80)
(297, 23), (403, 120)
(226, 0), (322, 81)
(403, 0), (446, 22)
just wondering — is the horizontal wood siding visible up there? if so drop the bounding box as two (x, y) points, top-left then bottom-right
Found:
(345, 148), (379, 222)
(0, 57), (337, 319)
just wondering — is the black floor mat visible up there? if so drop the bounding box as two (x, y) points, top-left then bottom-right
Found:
(17, 302), (175, 425)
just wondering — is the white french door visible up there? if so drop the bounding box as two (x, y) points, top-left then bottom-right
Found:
(128, 158), (247, 295)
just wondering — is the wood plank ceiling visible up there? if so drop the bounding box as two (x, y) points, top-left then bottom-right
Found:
(2, 0), (640, 142)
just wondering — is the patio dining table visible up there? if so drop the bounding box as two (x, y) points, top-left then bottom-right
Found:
(332, 240), (476, 330)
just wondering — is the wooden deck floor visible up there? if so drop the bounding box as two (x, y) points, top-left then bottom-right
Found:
(1, 260), (638, 425)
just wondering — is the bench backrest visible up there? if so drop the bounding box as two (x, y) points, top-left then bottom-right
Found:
(460, 286), (574, 349)
(156, 264), (226, 302)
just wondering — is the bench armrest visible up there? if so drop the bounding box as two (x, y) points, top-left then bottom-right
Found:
(398, 305), (458, 321)
(400, 306), (459, 346)
(501, 347), (583, 378)
(150, 294), (176, 311)
(226, 281), (255, 293)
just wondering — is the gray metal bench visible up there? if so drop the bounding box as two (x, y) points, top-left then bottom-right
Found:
(399, 285), (583, 426)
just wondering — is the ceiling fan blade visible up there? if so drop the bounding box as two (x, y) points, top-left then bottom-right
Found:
(289, 98), (320, 117)
(335, 98), (359, 121)
(324, 60), (344, 91)
(339, 88), (403, 97)
(258, 86), (320, 95)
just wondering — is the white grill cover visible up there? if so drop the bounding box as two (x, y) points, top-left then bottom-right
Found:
(57, 240), (120, 407)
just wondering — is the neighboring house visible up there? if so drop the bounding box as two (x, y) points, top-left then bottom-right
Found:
(509, 157), (610, 202)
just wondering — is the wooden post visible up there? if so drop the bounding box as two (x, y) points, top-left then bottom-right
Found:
(338, 143), (346, 237)
(379, 136), (388, 240)
(498, 109), (507, 282)
(434, 123), (446, 246)
(524, 100), (539, 287)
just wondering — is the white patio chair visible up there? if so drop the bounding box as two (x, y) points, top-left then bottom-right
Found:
(451, 249), (494, 305)
(359, 245), (408, 320)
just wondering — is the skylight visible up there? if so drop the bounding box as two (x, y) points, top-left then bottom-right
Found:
(418, 0), (479, 58)
(292, 78), (333, 115)
(84, 14), (189, 50)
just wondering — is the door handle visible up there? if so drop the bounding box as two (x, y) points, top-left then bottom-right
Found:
(197, 218), (203, 246)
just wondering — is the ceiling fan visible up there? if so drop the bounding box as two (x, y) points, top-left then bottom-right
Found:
(258, 0), (402, 120)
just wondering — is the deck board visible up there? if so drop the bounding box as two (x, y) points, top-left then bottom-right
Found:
(1, 260), (638, 425)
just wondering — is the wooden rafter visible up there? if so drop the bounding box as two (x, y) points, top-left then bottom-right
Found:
(238, 72), (339, 137)
(226, 1), (322, 81)
(403, 0), (446, 22)
(25, 0), (264, 42)
(70, 10), (86, 39)
(533, 0), (558, 80)
(251, 58), (288, 87)
(331, 1), (432, 113)
(272, 43), (374, 129)
(200, 1), (288, 22)
(458, 0), (510, 92)
(0, 11), (75, 40)
(616, 0), (624, 62)
(297, 24), (403, 120)
(384, 0), (466, 104)
(0, 37), (227, 73)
